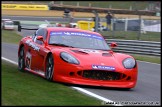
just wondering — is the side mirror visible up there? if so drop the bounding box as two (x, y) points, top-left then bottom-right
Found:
(37, 36), (44, 42)
(110, 42), (117, 48)
(37, 36), (46, 45)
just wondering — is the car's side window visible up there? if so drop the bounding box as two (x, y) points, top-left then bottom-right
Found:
(32, 31), (37, 41)
(41, 29), (47, 41)
(34, 28), (47, 45)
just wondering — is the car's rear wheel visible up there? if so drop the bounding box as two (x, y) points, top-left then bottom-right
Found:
(45, 54), (54, 81)
(18, 47), (25, 72)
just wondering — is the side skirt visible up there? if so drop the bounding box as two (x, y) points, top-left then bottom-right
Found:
(25, 68), (45, 78)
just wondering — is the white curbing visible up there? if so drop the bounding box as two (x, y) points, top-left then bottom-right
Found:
(72, 86), (122, 106)
(2, 57), (18, 65)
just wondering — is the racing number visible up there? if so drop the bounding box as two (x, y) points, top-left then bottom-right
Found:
(25, 51), (32, 69)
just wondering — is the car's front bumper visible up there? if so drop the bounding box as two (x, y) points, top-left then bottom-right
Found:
(53, 64), (138, 89)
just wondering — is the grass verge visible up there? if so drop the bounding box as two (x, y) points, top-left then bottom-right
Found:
(130, 54), (160, 64)
(100, 31), (161, 42)
(2, 60), (102, 106)
(2, 30), (23, 44)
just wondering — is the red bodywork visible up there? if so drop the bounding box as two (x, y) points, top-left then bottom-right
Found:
(18, 27), (138, 89)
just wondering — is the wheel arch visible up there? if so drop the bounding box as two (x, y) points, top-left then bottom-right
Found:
(44, 52), (55, 81)
(44, 52), (53, 72)
(18, 44), (25, 56)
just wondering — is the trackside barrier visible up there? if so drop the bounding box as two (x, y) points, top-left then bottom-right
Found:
(2, 4), (49, 10)
(106, 39), (161, 56)
(77, 21), (95, 30)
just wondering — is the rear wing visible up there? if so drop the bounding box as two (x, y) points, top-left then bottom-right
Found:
(10, 20), (38, 32)
(17, 20), (52, 32)
(18, 25), (38, 32)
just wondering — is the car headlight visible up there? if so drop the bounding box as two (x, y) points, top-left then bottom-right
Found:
(123, 58), (136, 69)
(60, 52), (79, 65)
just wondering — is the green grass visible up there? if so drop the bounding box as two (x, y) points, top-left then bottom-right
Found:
(130, 54), (160, 64)
(2, 30), (23, 44)
(20, 21), (48, 25)
(100, 31), (161, 42)
(2, 60), (102, 106)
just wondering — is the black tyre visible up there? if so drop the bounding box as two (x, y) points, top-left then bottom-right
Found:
(45, 54), (54, 81)
(18, 47), (25, 72)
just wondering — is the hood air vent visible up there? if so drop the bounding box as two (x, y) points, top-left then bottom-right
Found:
(71, 50), (88, 54)
(102, 53), (112, 56)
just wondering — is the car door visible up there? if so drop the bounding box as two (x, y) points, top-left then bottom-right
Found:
(30, 28), (49, 71)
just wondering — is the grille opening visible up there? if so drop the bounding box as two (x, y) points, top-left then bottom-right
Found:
(69, 72), (75, 76)
(121, 74), (127, 79)
(82, 70), (126, 80)
(126, 76), (131, 80)
(102, 53), (112, 56)
(77, 71), (82, 76)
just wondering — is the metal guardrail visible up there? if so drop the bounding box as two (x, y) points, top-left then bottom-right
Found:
(106, 39), (161, 56)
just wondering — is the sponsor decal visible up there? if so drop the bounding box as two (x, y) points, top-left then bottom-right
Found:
(50, 31), (103, 40)
(26, 40), (40, 51)
(92, 65), (115, 71)
(79, 49), (100, 53)
(2, 4), (48, 10)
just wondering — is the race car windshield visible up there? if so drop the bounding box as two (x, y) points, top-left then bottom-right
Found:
(49, 31), (110, 50)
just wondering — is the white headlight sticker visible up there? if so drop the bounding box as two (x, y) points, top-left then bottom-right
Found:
(92, 65), (115, 71)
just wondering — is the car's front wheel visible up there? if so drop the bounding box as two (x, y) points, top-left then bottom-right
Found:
(45, 54), (54, 81)
(18, 47), (25, 72)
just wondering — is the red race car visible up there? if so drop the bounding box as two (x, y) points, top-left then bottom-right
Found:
(18, 27), (138, 89)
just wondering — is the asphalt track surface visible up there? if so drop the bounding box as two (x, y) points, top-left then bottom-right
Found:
(2, 42), (161, 105)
